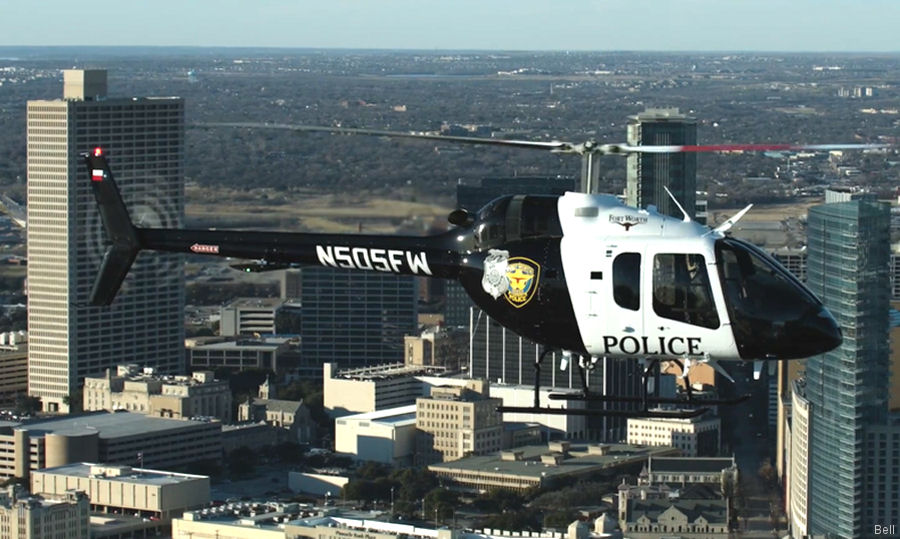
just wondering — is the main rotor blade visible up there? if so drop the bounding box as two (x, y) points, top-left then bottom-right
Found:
(195, 121), (573, 152)
(623, 142), (890, 153)
(194, 122), (890, 156)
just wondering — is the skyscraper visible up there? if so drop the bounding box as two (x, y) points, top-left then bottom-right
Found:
(27, 70), (185, 412)
(804, 199), (891, 538)
(626, 108), (698, 220)
(299, 266), (417, 368)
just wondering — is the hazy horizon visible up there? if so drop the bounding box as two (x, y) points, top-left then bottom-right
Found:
(1, 0), (897, 53)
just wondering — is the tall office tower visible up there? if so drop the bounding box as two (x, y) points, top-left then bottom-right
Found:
(27, 70), (184, 412)
(299, 267), (417, 368)
(804, 199), (891, 538)
(626, 108), (697, 219)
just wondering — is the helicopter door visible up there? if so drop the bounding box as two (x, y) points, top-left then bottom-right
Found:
(643, 252), (721, 359)
(584, 247), (646, 356)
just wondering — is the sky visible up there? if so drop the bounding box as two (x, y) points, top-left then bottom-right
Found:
(0, 0), (897, 52)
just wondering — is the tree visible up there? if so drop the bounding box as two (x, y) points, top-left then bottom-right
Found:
(424, 487), (459, 522)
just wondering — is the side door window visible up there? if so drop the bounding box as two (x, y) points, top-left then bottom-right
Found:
(613, 252), (641, 311)
(652, 253), (719, 329)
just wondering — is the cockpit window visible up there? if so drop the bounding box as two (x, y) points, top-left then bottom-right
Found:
(474, 196), (510, 249)
(613, 253), (641, 311)
(652, 253), (720, 329)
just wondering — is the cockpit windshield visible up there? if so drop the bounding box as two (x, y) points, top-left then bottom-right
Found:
(715, 237), (840, 359)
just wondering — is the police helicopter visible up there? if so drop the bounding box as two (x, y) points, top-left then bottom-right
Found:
(82, 129), (880, 418)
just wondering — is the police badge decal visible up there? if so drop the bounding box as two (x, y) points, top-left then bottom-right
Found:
(482, 249), (510, 299)
(504, 257), (540, 308)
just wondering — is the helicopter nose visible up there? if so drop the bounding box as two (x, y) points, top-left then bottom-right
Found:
(796, 305), (842, 356)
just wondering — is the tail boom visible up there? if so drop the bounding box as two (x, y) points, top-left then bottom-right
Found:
(83, 151), (461, 305)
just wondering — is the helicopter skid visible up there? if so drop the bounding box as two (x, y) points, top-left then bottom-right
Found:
(546, 392), (751, 407)
(496, 405), (709, 419)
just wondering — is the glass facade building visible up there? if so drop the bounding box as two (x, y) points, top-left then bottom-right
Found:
(804, 200), (891, 538)
(626, 108), (698, 220)
(299, 267), (417, 368)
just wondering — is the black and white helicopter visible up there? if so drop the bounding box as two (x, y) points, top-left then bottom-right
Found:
(83, 129), (879, 418)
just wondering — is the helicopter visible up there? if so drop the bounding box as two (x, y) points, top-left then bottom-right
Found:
(82, 130), (879, 418)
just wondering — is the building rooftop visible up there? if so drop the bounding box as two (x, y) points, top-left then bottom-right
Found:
(13, 411), (216, 439)
(339, 405), (417, 427)
(249, 398), (304, 414)
(630, 498), (727, 523)
(193, 337), (290, 351)
(37, 462), (208, 486)
(429, 443), (678, 481)
(649, 456), (736, 474)
(226, 297), (285, 309)
(335, 362), (447, 380)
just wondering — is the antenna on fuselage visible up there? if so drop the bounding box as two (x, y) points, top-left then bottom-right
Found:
(712, 204), (753, 235)
(663, 186), (692, 223)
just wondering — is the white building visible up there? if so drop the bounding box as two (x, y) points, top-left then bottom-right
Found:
(789, 379), (810, 539)
(334, 405), (417, 465)
(27, 69), (184, 412)
(627, 412), (720, 457)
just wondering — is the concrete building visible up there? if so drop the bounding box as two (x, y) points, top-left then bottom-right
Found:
(0, 486), (89, 539)
(300, 266), (417, 368)
(404, 327), (466, 370)
(189, 336), (290, 372)
(626, 108), (697, 219)
(429, 442), (678, 493)
(83, 365), (233, 422)
(416, 381), (502, 464)
(323, 362), (442, 417)
(0, 332), (28, 408)
(627, 413), (721, 457)
(805, 199), (893, 538)
(31, 463), (208, 523)
(0, 412), (221, 480)
(27, 69), (184, 412)
(238, 377), (314, 444)
(220, 297), (284, 336)
(334, 405), (417, 465)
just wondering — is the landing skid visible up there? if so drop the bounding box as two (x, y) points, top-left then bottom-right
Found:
(497, 405), (709, 419)
(546, 392), (750, 406)
(495, 350), (739, 419)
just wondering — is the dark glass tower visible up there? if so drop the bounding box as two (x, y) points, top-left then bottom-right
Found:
(626, 108), (697, 220)
(299, 267), (418, 368)
(805, 199), (891, 538)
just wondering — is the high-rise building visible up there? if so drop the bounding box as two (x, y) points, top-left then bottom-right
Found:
(804, 199), (891, 538)
(300, 267), (417, 368)
(626, 108), (698, 219)
(27, 69), (184, 412)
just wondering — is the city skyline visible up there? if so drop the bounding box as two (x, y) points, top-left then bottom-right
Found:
(1, 0), (898, 53)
